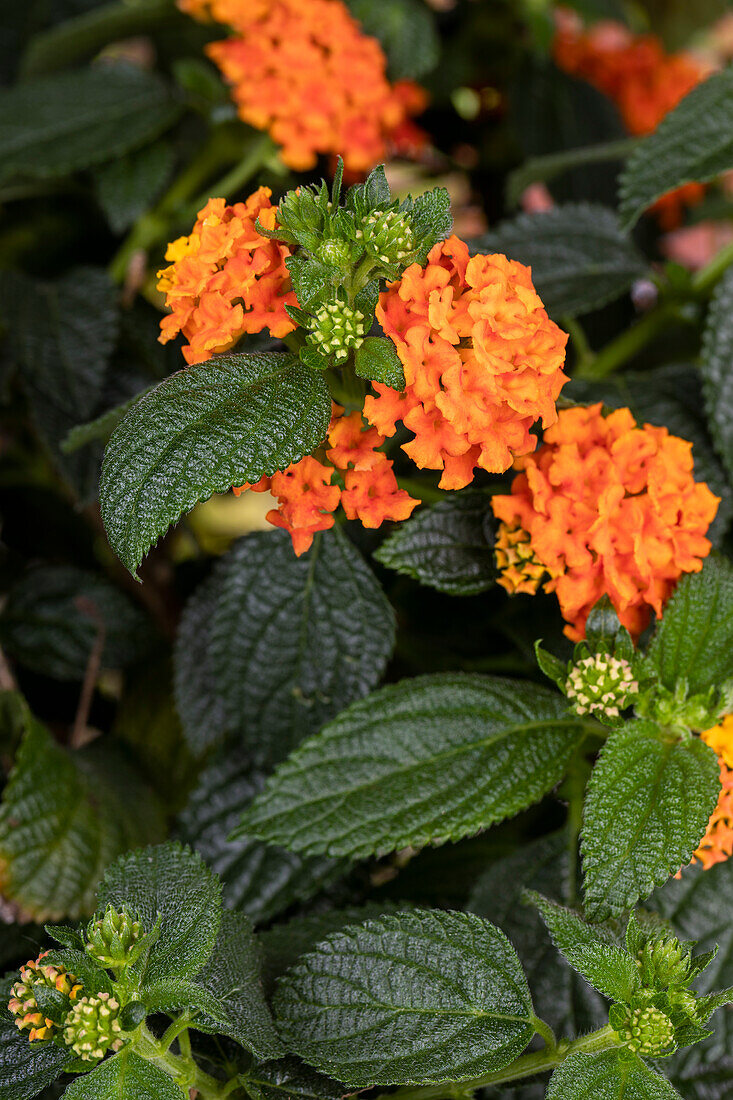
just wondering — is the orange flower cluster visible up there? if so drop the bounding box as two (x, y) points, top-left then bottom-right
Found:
(553, 9), (708, 226)
(179, 0), (427, 173)
(157, 189), (296, 365)
(491, 403), (719, 641)
(691, 716), (733, 870)
(234, 409), (418, 554)
(364, 236), (569, 490)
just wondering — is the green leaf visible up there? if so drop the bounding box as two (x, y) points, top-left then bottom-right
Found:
(0, 721), (165, 922)
(61, 390), (147, 455)
(354, 336), (405, 388)
(701, 264), (733, 484)
(243, 1058), (344, 1100)
(100, 352), (331, 577)
(194, 910), (284, 1059)
(619, 68), (733, 229)
(202, 528), (395, 765)
(61, 1048), (184, 1100)
(172, 574), (231, 755)
(285, 257), (339, 309)
(97, 842), (221, 985)
(273, 909), (534, 1087)
(177, 752), (347, 924)
(347, 0), (439, 80)
(528, 892), (640, 1001)
(40, 948), (112, 996)
(534, 643), (568, 690)
(0, 565), (151, 681)
(0, 65), (180, 184)
(0, 1016), (67, 1100)
(236, 674), (590, 858)
(374, 492), (496, 596)
(547, 1049), (682, 1099)
(645, 556), (733, 696)
(92, 142), (173, 234)
(581, 720), (721, 919)
(472, 205), (645, 318)
(409, 187), (453, 260)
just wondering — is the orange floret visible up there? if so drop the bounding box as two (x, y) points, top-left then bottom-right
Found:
(701, 714), (733, 770)
(691, 761), (733, 871)
(157, 189), (296, 365)
(179, 0), (426, 174)
(491, 403), (719, 641)
(266, 456), (341, 556)
(553, 9), (708, 227)
(364, 236), (568, 489)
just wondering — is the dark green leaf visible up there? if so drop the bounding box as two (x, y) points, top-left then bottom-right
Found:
(100, 352), (331, 576)
(62, 390), (152, 455)
(273, 909), (534, 1087)
(0, 722), (165, 922)
(97, 842), (221, 985)
(347, 0), (439, 80)
(236, 674), (590, 858)
(173, 574), (231, 755)
(374, 492), (495, 596)
(285, 257), (338, 309)
(204, 528), (395, 765)
(582, 720), (721, 919)
(61, 1048), (184, 1100)
(472, 205), (645, 318)
(177, 752), (347, 925)
(93, 142), (173, 234)
(44, 925), (85, 951)
(547, 1049), (681, 1099)
(243, 1058), (343, 1100)
(0, 65), (180, 184)
(619, 68), (733, 229)
(645, 556), (733, 696)
(701, 265), (733, 485)
(0, 1017), (67, 1100)
(534, 643), (567, 690)
(354, 336), (405, 388)
(409, 187), (453, 259)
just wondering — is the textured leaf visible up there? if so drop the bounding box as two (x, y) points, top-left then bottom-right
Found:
(204, 528), (395, 764)
(100, 352), (332, 576)
(547, 1049), (681, 1099)
(667, 1048), (733, 1100)
(468, 834), (607, 1038)
(347, 0), (439, 80)
(701, 265), (733, 484)
(173, 573), (230, 754)
(0, 565), (151, 681)
(243, 1057), (343, 1100)
(581, 720), (720, 919)
(93, 142), (173, 234)
(273, 909), (534, 1087)
(472, 205), (645, 318)
(176, 752), (346, 925)
(374, 492), (496, 596)
(61, 1048), (184, 1099)
(61, 391), (146, 455)
(528, 893), (640, 1001)
(619, 67), (733, 229)
(354, 336), (405, 388)
(0, 1016), (67, 1100)
(194, 910), (284, 1059)
(0, 65), (180, 184)
(97, 842), (221, 985)
(0, 722), (165, 922)
(236, 674), (590, 858)
(645, 556), (733, 696)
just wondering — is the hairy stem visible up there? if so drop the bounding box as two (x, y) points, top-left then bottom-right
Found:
(573, 302), (688, 380)
(132, 1021), (241, 1099)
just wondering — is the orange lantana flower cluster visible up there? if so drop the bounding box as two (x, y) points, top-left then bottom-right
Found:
(691, 716), (733, 870)
(157, 189), (296, 365)
(234, 409), (418, 555)
(363, 236), (569, 490)
(179, 0), (427, 173)
(553, 9), (708, 227)
(491, 403), (719, 641)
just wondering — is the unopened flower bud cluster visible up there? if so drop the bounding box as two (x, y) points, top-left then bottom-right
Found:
(357, 209), (414, 265)
(565, 653), (639, 718)
(64, 992), (125, 1062)
(612, 1003), (675, 1056)
(308, 300), (366, 363)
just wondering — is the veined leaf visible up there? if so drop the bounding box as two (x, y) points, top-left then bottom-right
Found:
(619, 67), (733, 229)
(701, 265), (733, 484)
(374, 491), (496, 596)
(97, 842), (221, 985)
(273, 909), (535, 1087)
(582, 720), (720, 919)
(347, 0), (439, 80)
(354, 336), (405, 388)
(93, 142), (173, 234)
(242, 1058), (344, 1100)
(0, 1016), (67, 1100)
(100, 352), (332, 576)
(0, 65), (180, 184)
(547, 1049), (682, 1099)
(236, 674), (590, 859)
(61, 1048), (184, 1099)
(472, 205), (645, 318)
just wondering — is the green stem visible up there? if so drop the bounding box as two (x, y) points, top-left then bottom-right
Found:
(395, 476), (445, 504)
(531, 1015), (557, 1052)
(573, 302), (685, 380)
(563, 755), (589, 907)
(380, 1025), (619, 1100)
(691, 241), (733, 297)
(185, 133), (277, 219)
(160, 1013), (191, 1052)
(132, 1021), (240, 1099)
(561, 315), (592, 372)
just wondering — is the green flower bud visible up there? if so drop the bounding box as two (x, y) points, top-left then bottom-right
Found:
(564, 653), (638, 719)
(86, 905), (143, 967)
(612, 1004), (675, 1056)
(317, 239), (353, 268)
(358, 209), (414, 266)
(63, 992), (126, 1063)
(8, 952), (82, 1043)
(307, 300), (366, 364)
(637, 935), (692, 990)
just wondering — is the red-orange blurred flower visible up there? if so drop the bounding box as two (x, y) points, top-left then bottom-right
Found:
(157, 189), (296, 364)
(179, 0), (427, 174)
(364, 236), (568, 489)
(491, 403), (719, 641)
(690, 717), (733, 870)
